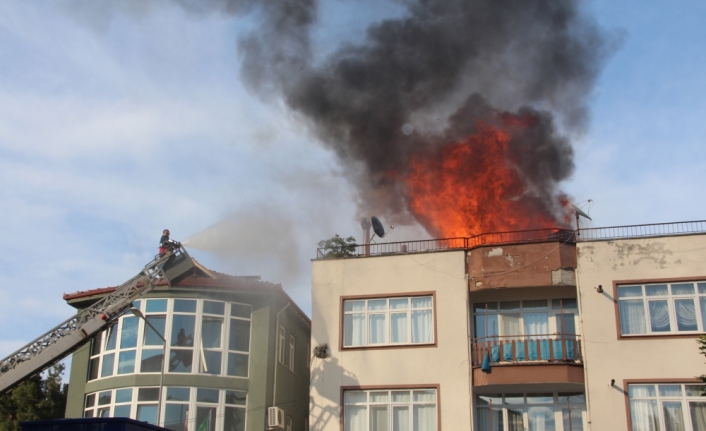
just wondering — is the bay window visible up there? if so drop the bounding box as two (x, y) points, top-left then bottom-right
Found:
(342, 295), (435, 348)
(476, 393), (585, 431)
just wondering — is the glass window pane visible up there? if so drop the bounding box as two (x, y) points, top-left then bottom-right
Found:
(140, 349), (164, 373)
(699, 283), (706, 295)
(501, 301), (521, 311)
(369, 314), (387, 344)
(502, 315), (522, 337)
(390, 299), (409, 309)
(132, 300), (141, 310)
(98, 408), (110, 418)
(370, 406), (388, 431)
(225, 391), (247, 405)
(231, 303), (251, 318)
(146, 299), (167, 313)
(413, 405), (436, 431)
(528, 406), (555, 431)
(700, 298), (706, 333)
(344, 314), (365, 346)
(85, 394), (96, 408)
(229, 319), (251, 352)
(687, 386), (706, 397)
(88, 358), (99, 380)
(524, 312), (549, 336)
(659, 385), (683, 397)
(618, 286), (644, 298)
(689, 402), (706, 431)
(413, 390), (436, 402)
(137, 404), (158, 425)
(166, 387), (190, 401)
(556, 313), (577, 335)
(392, 391), (411, 403)
(393, 406), (410, 431)
(115, 388), (133, 403)
(98, 391), (111, 405)
(646, 285), (669, 296)
(662, 401), (685, 431)
(227, 353), (249, 377)
(370, 392), (389, 403)
(164, 404), (189, 431)
(202, 317), (223, 348)
(527, 394), (554, 404)
(144, 316), (166, 346)
(523, 300), (548, 310)
(563, 408), (584, 431)
(345, 391), (367, 404)
(474, 302), (498, 312)
(203, 301), (225, 315)
(558, 393), (585, 405)
(507, 407), (524, 431)
(345, 406), (367, 431)
(552, 299), (577, 309)
(475, 314), (499, 339)
(630, 385), (657, 398)
(224, 407), (246, 431)
(105, 325), (118, 351)
(412, 310), (433, 343)
(101, 353), (115, 378)
(138, 387), (160, 401)
(117, 350), (136, 374)
(649, 300), (671, 332)
(174, 299), (196, 313)
(391, 313), (408, 343)
(673, 283), (695, 295)
(620, 300), (647, 335)
(169, 349), (193, 373)
(344, 300), (365, 312)
(83, 410), (94, 418)
(505, 395), (524, 404)
(196, 407), (217, 431)
(197, 388), (219, 403)
(478, 395), (502, 405)
(412, 297), (432, 309)
(120, 317), (139, 349)
(91, 336), (101, 356)
(202, 350), (222, 375)
(369, 300), (387, 311)
(171, 315), (195, 347)
(675, 299), (698, 331)
(114, 405), (131, 418)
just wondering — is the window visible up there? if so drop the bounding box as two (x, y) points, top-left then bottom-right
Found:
(628, 383), (706, 431)
(289, 335), (296, 370)
(342, 296), (434, 347)
(87, 299), (251, 380)
(84, 386), (247, 430)
(476, 392), (586, 431)
(286, 416), (293, 431)
(618, 282), (706, 336)
(278, 326), (286, 364)
(474, 299), (579, 339)
(343, 388), (437, 431)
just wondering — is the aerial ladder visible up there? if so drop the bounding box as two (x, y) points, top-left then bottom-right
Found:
(0, 243), (195, 395)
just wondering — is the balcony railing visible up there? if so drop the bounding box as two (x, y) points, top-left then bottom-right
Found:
(471, 334), (583, 366)
(578, 220), (706, 241)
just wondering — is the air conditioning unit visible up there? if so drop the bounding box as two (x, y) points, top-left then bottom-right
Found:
(268, 406), (285, 429)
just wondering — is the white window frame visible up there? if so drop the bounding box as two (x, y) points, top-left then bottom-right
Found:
(617, 281), (706, 336)
(628, 383), (706, 431)
(342, 295), (435, 348)
(286, 415), (293, 431)
(343, 388), (438, 431)
(278, 326), (286, 365)
(475, 392), (586, 431)
(289, 334), (296, 371)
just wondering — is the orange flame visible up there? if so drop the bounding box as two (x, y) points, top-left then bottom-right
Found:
(405, 116), (563, 237)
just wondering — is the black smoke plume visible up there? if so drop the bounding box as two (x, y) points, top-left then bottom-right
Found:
(177, 0), (616, 232)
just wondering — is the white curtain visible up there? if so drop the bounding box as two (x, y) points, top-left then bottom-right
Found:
(344, 314), (365, 346)
(630, 400), (661, 431)
(502, 315), (521, 338)
(413, 405), (436, 431)
(476, 408), (503, 431)
(662, 401), (685, 431)
(524, 313), (549, 339)
(528, 406), (555, 431)
(648, 301), (671, 332)
(345, 406), (367, 431)
(371, 406), (389, 431)
(689, 402), (706, 431)
(620, 300), (647, 335)
(369, 314), (386, 344)
(675, 299), (697, 331)
(393, 406), (409, 431)
(391, 313), (408, 343)
(412, 311), (432, 343)
(507, 408), (524, 431)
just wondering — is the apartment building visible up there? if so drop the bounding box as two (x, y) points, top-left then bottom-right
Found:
(63, 260), (311, 431)
(309, 221), (706, 431)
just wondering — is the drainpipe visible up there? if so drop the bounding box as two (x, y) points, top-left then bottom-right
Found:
(574, 239), (593, 430)
(273, 302), (291, 407)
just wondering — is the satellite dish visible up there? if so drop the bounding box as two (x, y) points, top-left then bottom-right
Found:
(570, 203), (592, 221)
(371, 216), (386, 237)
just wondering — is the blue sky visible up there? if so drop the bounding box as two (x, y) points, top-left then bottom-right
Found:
(0, 0), (705, 371)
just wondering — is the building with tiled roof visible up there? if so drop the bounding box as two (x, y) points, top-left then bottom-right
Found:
(63, 259), (310, 431)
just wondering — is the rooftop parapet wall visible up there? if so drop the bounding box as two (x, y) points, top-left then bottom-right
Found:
(468, 242), (577, 291)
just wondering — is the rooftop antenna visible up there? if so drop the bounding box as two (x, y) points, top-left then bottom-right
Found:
(570, 200), (592, 238)
(370, 216), (394, 243)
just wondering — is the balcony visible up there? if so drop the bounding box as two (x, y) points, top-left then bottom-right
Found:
(471, 334), (584, 387)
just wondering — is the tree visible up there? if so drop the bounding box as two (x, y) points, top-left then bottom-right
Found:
(0, 364), (68, 431)
(317, 235), (357, 258)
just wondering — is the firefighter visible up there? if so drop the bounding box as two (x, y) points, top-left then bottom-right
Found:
(159, 229), (170, 255)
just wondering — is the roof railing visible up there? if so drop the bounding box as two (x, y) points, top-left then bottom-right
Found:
(315, 220), (706, 259)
